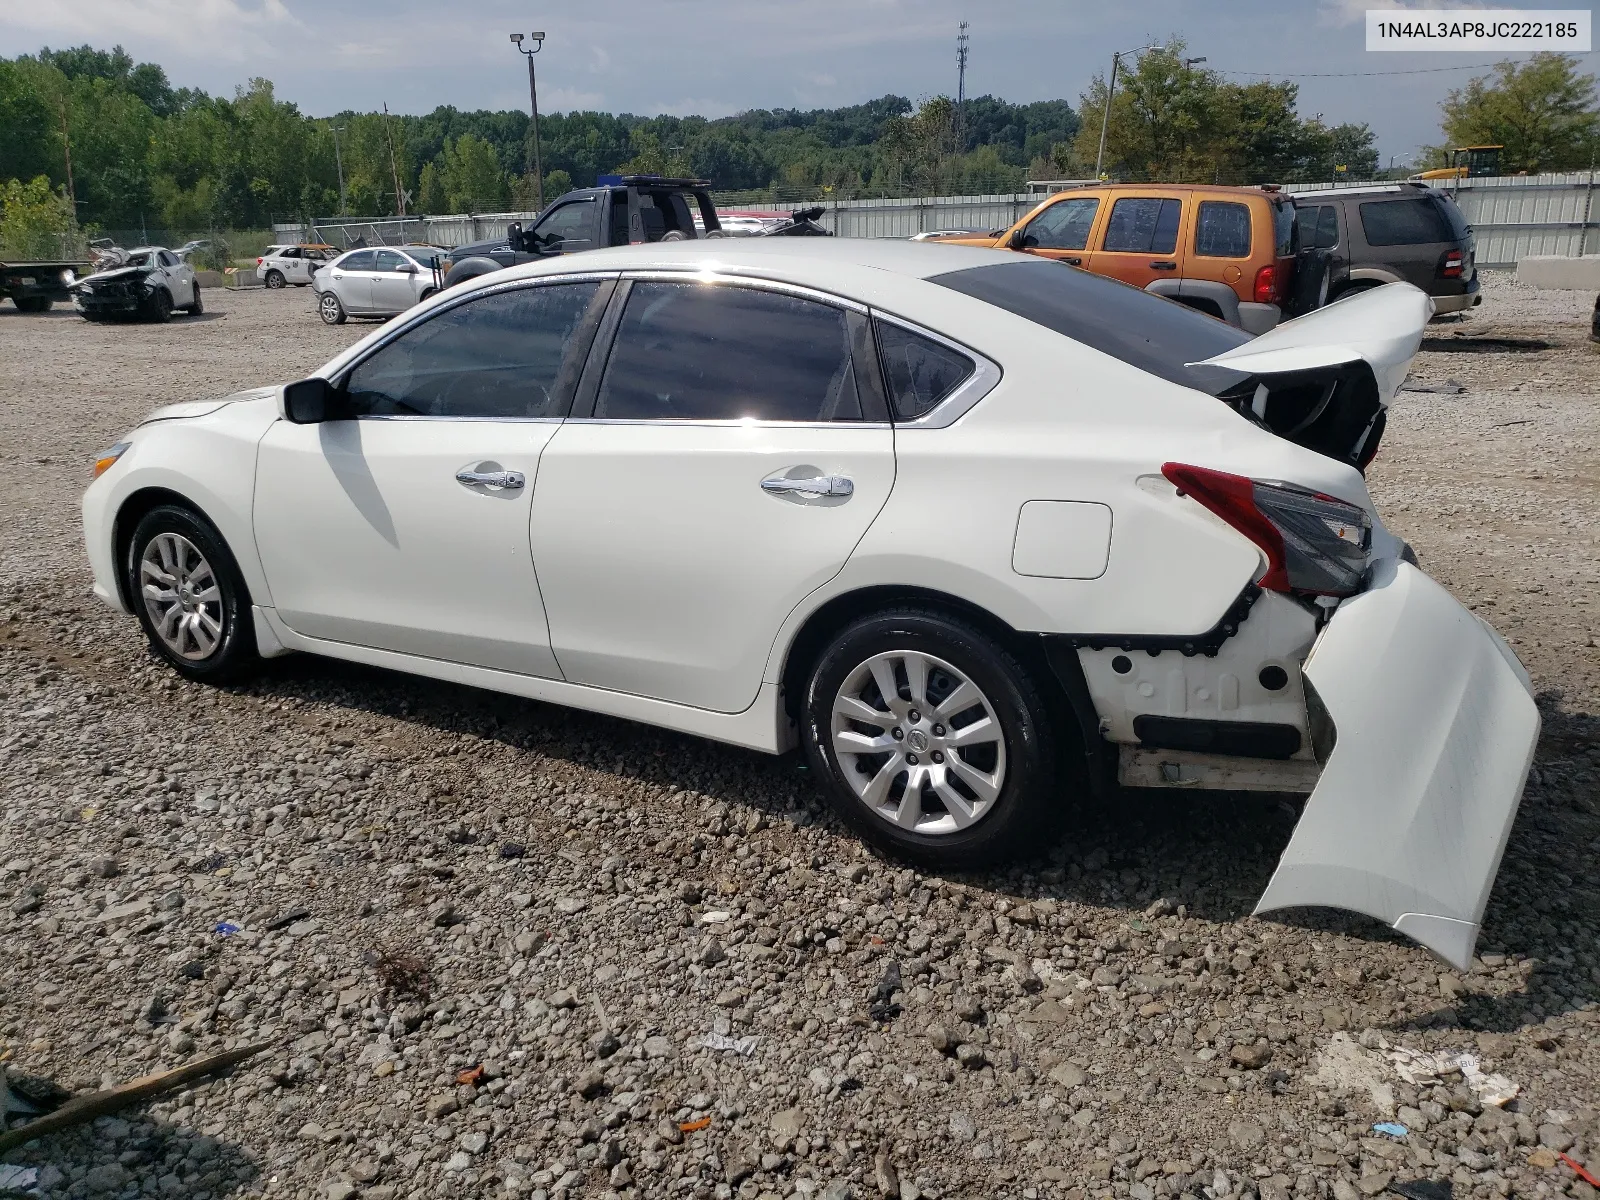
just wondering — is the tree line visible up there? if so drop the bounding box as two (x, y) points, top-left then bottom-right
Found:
(1, 40), (1595, 247)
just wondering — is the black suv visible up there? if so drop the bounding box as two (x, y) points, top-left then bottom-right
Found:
(1293, 183), (1479, 315)
(444, 176), (722, 286)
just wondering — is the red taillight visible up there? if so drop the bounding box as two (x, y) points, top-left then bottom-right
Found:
(256, 256), (264, 266)
(1439, 249), (1465, 279)
(1162, 463), (1371, 597)
(1253, 264), (1275, 304)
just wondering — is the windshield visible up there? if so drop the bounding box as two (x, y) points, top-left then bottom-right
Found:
(928, 259), (1250, 393)
(125, 252), (155, 268)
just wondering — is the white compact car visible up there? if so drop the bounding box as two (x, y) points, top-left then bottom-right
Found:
(312, 245), (445, 324)
(82, 240), (1538, 969)
(257, 244), (338, 289)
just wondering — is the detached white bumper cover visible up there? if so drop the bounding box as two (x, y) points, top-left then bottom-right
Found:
(1254, 559), (1539, 970)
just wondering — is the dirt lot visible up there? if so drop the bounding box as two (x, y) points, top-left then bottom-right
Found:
(1, 275), (1597, 1200)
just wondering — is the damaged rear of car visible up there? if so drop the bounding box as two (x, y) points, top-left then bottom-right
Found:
(936, 259), (1539, 968)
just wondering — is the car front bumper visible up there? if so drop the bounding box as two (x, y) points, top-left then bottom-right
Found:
(1254, 558), (1539, 969)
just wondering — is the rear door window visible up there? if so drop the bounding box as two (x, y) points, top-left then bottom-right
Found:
(594, 282), (865, 422)
(1194, 201), (1252, 258)
(875, 323), (976, 421)
(1022, 197), (1100, 250)
(1359, 198), (1454, 245)
(1102, 197), (1182, 254)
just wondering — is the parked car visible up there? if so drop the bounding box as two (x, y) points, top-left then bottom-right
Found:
(312, 245), (446, 324)
(258, 244), (339, 289)
(82, 239), (1537, 970)
(929, 184), (1299, 333)
(73, 246), (203, 322)
(1293, 183), (1480, 315)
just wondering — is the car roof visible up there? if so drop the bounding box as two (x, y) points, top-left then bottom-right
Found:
(1292, 184), (1424, 200)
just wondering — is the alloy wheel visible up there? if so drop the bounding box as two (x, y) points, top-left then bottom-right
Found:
(830, 649), (1007, 835)
(319, 293), (341, 322)
(139, 532), (224, 661)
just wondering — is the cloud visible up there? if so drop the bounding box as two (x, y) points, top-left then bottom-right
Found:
(1317, 0), (1493, 26)
(1, 0), (301, 57)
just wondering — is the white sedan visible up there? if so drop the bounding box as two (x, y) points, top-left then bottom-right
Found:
(82, 239), (1538, 969)
(312, 245), (446, 324)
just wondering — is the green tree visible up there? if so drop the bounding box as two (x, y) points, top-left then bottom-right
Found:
(0, 174), (79, 258)
(1439, 54), (1598, 173)
(417, 160), (447, 214)
(1075, 43), (1220, 182)
(439, 133), (506, 211)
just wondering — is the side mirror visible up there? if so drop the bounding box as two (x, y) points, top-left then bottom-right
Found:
(282, 377), (341, 424)
(1007, 227), (1027, 250)
(398, 263), (418, 274)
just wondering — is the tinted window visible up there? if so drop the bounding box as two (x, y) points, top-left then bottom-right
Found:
(1102, 197), (1181, 254)
(1360, 197), (1454, 245)
(535, 200), (595, 251)
(930, 259), (1250, 394)
(1195, 201), (1251, 257)
(344, 282), (599, 420)
(1023, 197), (1100, 251)
(339, 250), (377, 271)
(1315, 206), (1340, 249)
(595, 282), (862, 422)
(877, 323), (975, 420)
(158, 250), (179, 267)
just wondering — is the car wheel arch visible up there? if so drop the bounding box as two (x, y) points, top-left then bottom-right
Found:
(774, 584), (1099, 783)
(112, 487), (229, 611)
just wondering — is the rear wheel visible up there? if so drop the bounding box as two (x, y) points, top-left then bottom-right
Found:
(264, 269), (286, 289)
(125, 505), (259, 683)
(318, 290), (347, 325)
(802, 607), (1066, 867)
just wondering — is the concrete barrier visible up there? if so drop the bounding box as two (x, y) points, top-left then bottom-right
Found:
(194, 270), (227, 288)
(1516, 255), (1600, 290)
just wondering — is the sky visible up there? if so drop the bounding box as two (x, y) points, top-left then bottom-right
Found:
(2, 0), (1595, 165)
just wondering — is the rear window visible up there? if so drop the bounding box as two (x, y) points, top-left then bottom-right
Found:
(1103, 197), (1181, 254)
(929, 259), (1250, 393)
(1359, 197), (1454, 246)
(1195, 201), (1251, 258)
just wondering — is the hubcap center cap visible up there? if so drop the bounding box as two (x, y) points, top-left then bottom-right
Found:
(906, 729), (929, 753)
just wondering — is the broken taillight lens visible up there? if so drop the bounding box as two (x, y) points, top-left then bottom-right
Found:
(1162, 463), (1372, 596)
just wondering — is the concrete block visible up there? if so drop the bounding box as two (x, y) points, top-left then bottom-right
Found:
(1515, 254), (1600, 290)
(194, 270), (227, 288)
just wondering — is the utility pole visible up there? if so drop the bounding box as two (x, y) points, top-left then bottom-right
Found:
(59, 97), (75, 209)
(382, 103), (406, 217)
(331, 123), (348, 214)
(1094, 42), (1156, 180)
(510, 33), (546, 210)
(955, 22), (969, 148)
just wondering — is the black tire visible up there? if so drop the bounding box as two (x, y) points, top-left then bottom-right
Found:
(264, 269), (286, 289)
(14, 295), (51, 313)
(185, 288), (204, 315)
(143, 287), (173, 323)
(318, 290), (347, 325)
(125, 505), (259, 683)
(801, 607), (1066, 868)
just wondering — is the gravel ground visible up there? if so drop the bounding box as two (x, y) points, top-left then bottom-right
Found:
(1, 274), (1597, 1200)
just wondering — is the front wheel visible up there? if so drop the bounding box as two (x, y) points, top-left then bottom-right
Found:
(125, 505), (259, 683)
(318, 290), (347, 325)
(802, 607), (1066, 868)
(143, 287), (173, 323)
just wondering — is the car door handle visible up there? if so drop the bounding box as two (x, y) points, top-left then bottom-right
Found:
(1060, 256), (1082, 266)
(761, 474), (853, 497)
(456, 469), (525, 489)
(1150, 261), (1177, 270)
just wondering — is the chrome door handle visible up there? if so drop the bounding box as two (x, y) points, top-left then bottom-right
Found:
(456, 469), (525, 489)
(761, 474), (853, 497)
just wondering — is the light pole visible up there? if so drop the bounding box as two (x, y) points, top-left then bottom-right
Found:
(1094, 42), (1157, 180)
(331, 123), (348, 214)
(510, 32), (546, 210)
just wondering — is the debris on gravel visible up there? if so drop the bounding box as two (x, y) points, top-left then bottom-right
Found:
(1, 279), (1597, 1199)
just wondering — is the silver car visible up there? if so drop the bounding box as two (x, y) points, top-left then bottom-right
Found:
(313, 245), (445, 324)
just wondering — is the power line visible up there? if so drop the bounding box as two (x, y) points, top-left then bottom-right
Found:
(1217, 61), (1511, 79)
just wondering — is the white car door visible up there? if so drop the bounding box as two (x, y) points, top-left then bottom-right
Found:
(159, 250), (195, 306)
(369, 249), (421, 313)
(254, 279), (611, 677)
(530, 276), (896, 714)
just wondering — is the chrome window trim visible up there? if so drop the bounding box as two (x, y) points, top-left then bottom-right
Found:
(355, 415), (568, 424)
(868, 310), (1003, 430)
(561, 418), (892, 430)
(614, 269), (870, 315)
(331, 270), (621, 386)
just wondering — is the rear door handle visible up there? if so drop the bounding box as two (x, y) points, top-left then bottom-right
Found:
(456, 469), (525, 489)
(1060, 256), (1082, 266)
(1150, 260), (1177, 270)
(761, 474), (853, 498)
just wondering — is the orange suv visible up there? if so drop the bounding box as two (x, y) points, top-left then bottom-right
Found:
(932, 184), (1297, 334)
